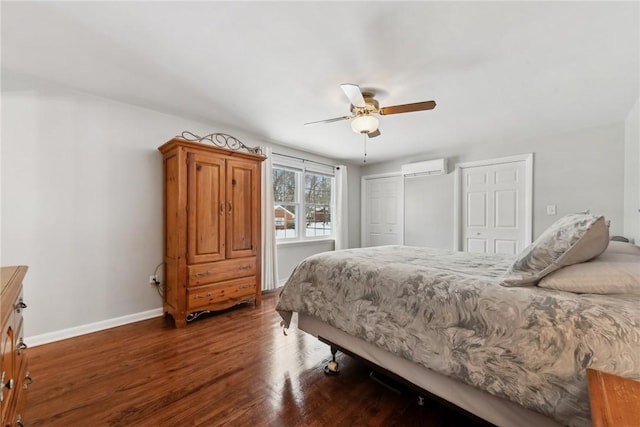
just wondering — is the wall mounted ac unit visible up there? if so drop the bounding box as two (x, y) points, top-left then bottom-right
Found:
(401, 158), (448, 176)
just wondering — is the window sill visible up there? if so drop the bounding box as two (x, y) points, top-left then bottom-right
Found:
(276, 238), (335, 248)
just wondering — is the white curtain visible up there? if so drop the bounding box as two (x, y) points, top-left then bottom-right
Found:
(334, 165), (349, 250)
(261, 146), (279, 291)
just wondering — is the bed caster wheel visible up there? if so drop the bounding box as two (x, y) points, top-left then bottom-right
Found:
(324, 360), (340, 375)
(324, 345), (340, 375)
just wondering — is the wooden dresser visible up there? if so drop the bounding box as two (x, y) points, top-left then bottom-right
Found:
(587, 368), (640, 427)
(159, 136), (265, 327)
(1, 266), (31, 427)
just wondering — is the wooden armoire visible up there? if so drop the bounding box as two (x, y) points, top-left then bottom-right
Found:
(158, 135), (265, 327)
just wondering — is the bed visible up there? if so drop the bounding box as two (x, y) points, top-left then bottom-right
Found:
(275, 213), (640, 427)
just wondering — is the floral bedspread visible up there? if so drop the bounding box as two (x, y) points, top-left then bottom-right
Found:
(276, 245), (640, 427)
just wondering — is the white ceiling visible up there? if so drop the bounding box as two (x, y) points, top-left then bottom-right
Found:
(2, 1), (638, 164)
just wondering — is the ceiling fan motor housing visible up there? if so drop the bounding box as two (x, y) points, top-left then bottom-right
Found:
(351, 94), (379, 115)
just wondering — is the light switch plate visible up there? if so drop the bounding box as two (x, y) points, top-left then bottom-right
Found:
(546, 205), (557, 215)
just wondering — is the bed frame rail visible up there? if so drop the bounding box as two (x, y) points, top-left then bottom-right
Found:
(318, 335), (496, 427)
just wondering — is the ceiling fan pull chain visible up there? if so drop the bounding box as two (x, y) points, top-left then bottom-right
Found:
(363, 134), (367, 163)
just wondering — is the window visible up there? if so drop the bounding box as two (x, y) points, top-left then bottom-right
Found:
(273, 167), (298, 239)
(273, 157), (335, 241)
(304, 172), (332, 238)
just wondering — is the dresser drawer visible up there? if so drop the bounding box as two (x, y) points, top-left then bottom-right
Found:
(1, 266), (29, 427)
(187, 257), (256, 287)
(1, 321), (14, 421)
(187, 277), (256, 310)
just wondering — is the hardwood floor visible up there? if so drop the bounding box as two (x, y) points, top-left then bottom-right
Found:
(25, 293), (485, 426)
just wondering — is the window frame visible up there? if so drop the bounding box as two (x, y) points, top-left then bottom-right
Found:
(272, 157), (336, 243)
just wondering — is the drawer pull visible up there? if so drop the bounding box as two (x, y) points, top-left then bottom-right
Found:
(23, 372), (32, 389)
(238, 284), (253, 290)
(239, 265), (252, 270)
(194, 270), (212, 277)
(4, 377), (14, 391)
(16, 415), (24, 427)
(15, 299), (27, 313)
(16, 339), (27, 355)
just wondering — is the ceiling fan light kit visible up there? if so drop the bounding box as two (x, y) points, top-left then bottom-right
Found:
(351, 115), (379, 134)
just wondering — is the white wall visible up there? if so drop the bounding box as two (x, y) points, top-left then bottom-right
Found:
(363, 123), (626, 249)
(403, 173), (453, 248)
(1, 71), (360, 341)
(277, 240), (334, 284)
(624, 98), (640, 243)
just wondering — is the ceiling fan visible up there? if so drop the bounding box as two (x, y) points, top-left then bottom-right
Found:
(305, 83), (437, 138)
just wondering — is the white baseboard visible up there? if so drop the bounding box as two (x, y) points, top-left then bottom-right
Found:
(26, 308), (164, 347)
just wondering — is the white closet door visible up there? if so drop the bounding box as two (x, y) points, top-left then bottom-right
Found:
(362, 174), (404, 247)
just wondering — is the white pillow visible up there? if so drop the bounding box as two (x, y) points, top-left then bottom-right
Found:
(605, 241), (640, 256)
(537, 252), (640, 295)
(502, 213), (609, 286)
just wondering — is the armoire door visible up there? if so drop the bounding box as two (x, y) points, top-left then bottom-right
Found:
(187, 152), (226, 264)
(226, 158), (259, 259)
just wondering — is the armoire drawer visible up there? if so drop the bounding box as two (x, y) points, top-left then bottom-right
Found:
(187, 277), (256, 310)
(187, 257), (256, 287)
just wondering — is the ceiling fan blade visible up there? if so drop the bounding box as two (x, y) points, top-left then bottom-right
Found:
(367, 129), (381, 138)
(304, 115), (353, 126)
(379, 100), (436, 115)
(340, 83), (366, 108)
